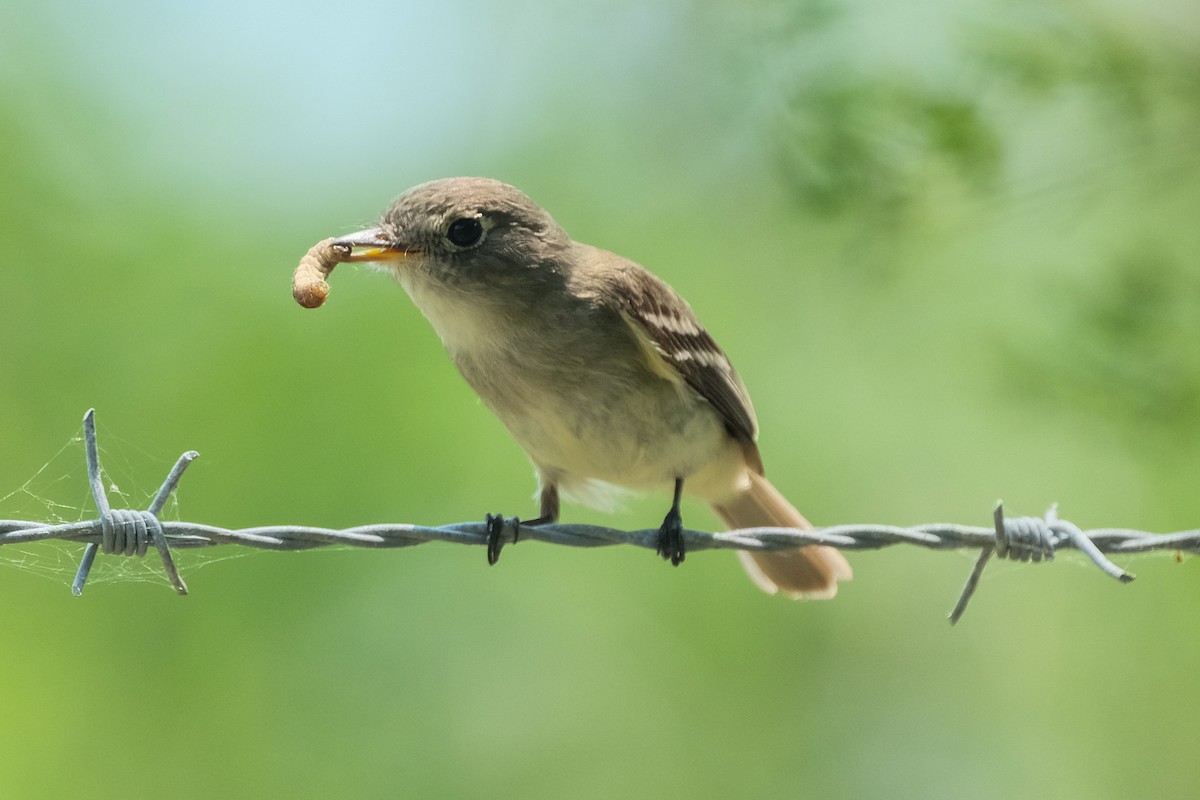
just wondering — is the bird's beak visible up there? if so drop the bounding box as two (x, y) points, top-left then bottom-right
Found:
(331, 227), (416, 262)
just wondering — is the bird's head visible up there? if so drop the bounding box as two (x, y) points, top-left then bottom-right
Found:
(333, 177), (572, 293)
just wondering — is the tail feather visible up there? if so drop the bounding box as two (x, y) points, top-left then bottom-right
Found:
(712, 472), (851, 600)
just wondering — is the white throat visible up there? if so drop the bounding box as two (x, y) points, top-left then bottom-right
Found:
(395, 270), (512, 358)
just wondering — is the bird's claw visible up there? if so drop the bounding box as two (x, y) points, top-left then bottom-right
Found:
(655, 506), (685, 566)
(486, 514), (520, 565)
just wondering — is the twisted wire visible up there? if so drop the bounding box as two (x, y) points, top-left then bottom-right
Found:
(2, 411), (1194, 622)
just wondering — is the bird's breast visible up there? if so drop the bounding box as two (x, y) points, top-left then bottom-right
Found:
(398, 271), (739, 500)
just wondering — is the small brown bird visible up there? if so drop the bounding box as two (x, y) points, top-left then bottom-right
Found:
(308, 177), (850, 598)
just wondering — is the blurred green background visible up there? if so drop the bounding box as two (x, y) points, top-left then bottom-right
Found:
(2, 0), (1198, 797)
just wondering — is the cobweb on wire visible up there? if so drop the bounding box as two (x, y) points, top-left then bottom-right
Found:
(0, 421), (243, 591)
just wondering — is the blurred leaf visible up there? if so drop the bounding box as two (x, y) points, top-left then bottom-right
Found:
(1002, 246), (1200, 436)
(774, 78), (1003, 214)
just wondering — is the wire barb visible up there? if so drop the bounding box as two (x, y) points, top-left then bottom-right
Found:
(946, 502), (1137, 624)
(69, 409), (192, 596)
(1, 413), (1193, 618)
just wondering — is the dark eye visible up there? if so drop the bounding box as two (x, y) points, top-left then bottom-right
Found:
(446, 217), (484, 247)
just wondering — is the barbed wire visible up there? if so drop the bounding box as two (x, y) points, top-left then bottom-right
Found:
(1, 410), (1195, 622)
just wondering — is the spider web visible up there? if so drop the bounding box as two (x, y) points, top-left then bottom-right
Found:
(0, 420), (248, 592)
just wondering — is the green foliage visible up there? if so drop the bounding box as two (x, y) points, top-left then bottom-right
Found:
(775, 78), (1004, 214)
(1, 1), (1198, 799)
(1004, 245), (1200, 437)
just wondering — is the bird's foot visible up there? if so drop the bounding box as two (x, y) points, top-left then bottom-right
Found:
(485, 514), (521, 565)
(655, 505), (685, 566)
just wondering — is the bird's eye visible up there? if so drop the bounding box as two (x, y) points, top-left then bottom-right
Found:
(446, 217), (484, 248)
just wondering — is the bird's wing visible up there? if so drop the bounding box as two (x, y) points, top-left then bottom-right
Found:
(583, 250), (760, 448)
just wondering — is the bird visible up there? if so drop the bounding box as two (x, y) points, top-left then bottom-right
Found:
(313, 177), (851, 598)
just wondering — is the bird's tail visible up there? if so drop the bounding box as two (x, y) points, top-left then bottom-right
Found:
(712, 472), (851, 599)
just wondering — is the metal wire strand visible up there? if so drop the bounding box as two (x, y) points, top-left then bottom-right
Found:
(2, 411), (1193, 620)
(67, 410), (191, 596)
(946, 503), (1135, 625)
